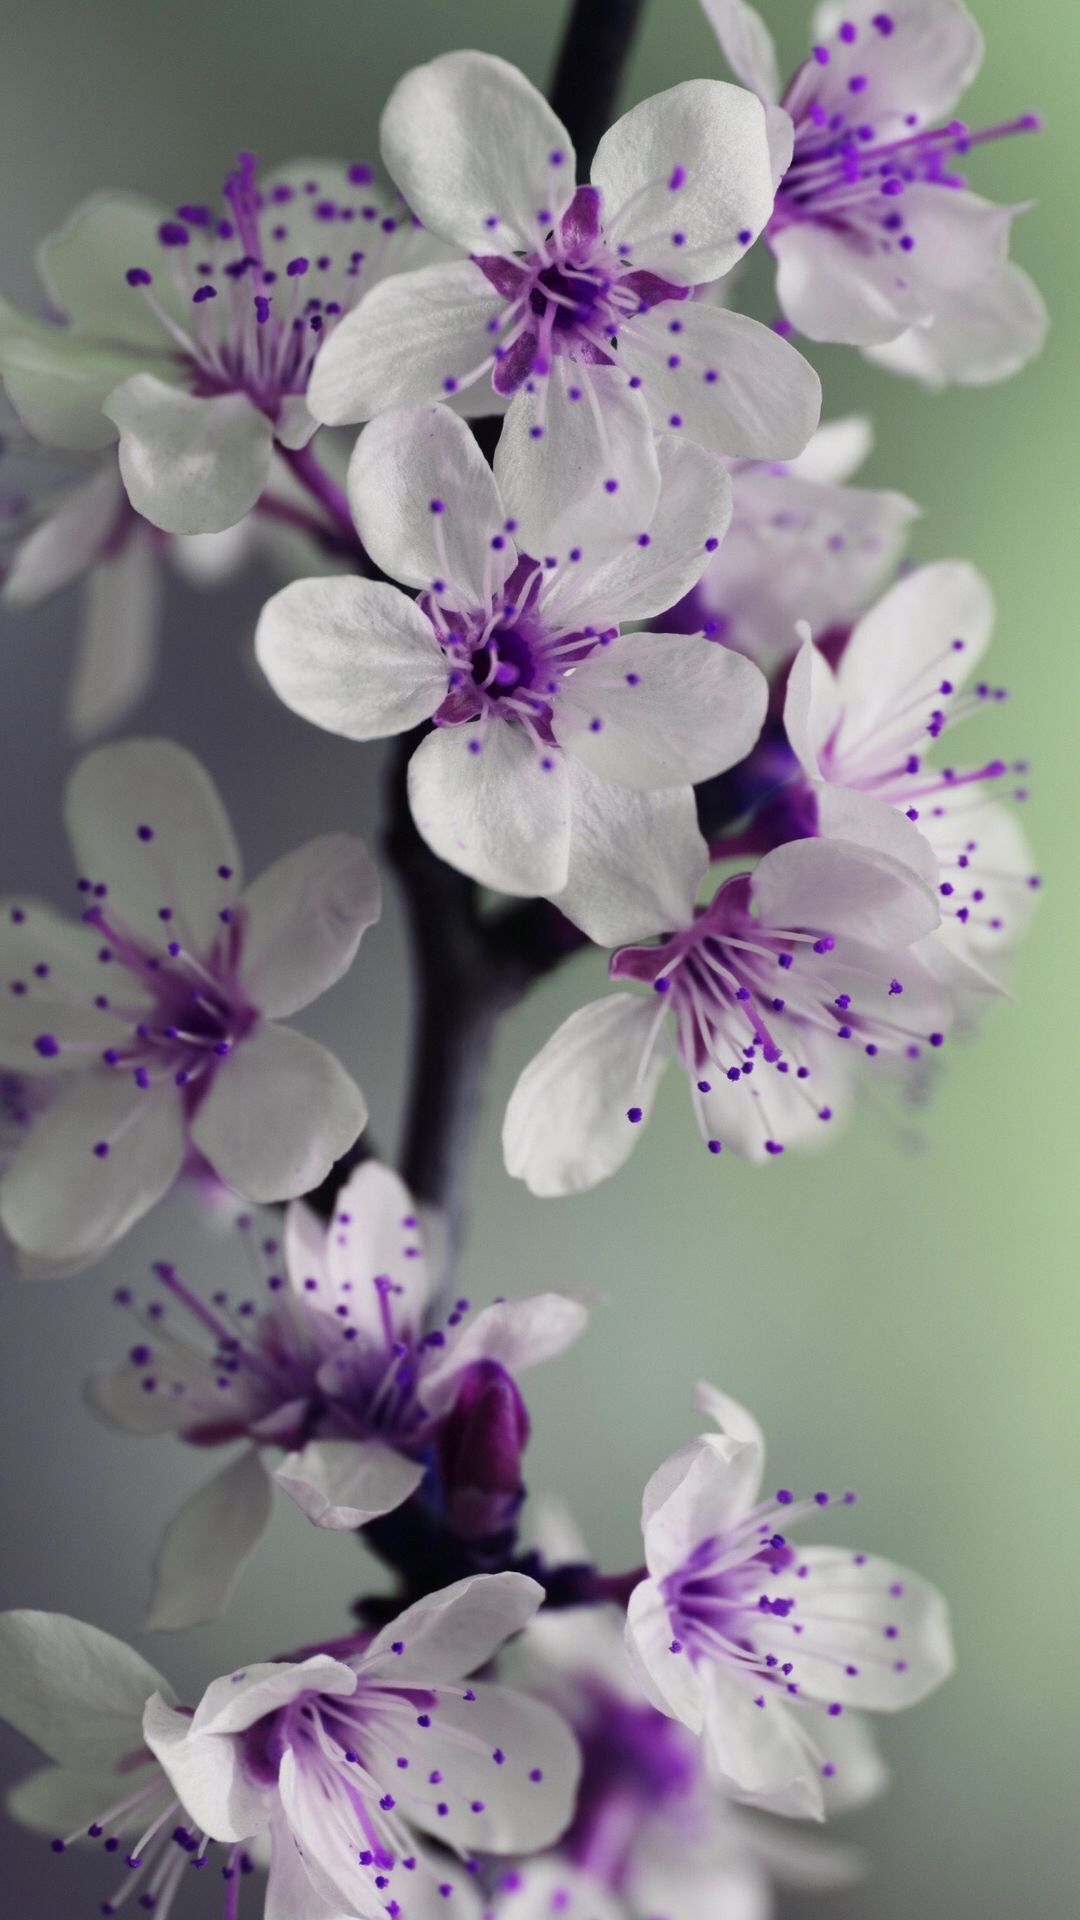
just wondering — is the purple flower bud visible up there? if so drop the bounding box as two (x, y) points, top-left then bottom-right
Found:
(436, 1360), (530, 1540)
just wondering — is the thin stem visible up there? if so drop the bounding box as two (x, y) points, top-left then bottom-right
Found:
(549, 0), (648, 171)
(280, 442), (374, 569)
(255, 491), (362, 564)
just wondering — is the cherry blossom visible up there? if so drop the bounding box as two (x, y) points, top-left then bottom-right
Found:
(0, 155), (443, 533)
(257, 402), (766, 897)
(144, 1573), (580, 1920)
(0, 740), (377, 1271)
(679, 415), (919, 668)
(493, 1515), (885, 1920)
(781, 559), (1040, 991)
(88, 1160), (587, 1630)
(0, 435), (353, 738)
(504, 786), (950, 1193)
(0, 1609), (257, 1919)
(701, 0), (1046, 383)
(624, 1384), (954, 1819)
(309, 50), (821, 533)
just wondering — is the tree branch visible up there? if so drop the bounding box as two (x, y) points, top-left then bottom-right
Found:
(549, 0), (648, 171)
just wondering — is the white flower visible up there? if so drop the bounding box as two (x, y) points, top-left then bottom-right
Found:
(689, 416), (920, 667)
(144, 1573), (580, 1920)
(88, 1159), (588, 1631)
(0, 155), (443, 533)
(782, 559), (1040, 991)
(0, 739), (378, 1271)
(309, 50), (822, 533)
(492, 1526), (885, 1920)
(0, 435), (356, 739)
(623, 1384), (954, 1820)
(257, 401), (767, 897)
(0, 1609), (256, 1918)
(503, 785), (950, 1193)
(701, 0), (1047, 384)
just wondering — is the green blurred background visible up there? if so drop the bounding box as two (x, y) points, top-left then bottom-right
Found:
(0, 1), (1076, 1914)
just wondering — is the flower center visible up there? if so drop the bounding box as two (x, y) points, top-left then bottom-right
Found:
(470, 184), (690, 401)
(121, 152), (417, 417)
(770, 14), (1039, 253)
(612, 875), (944, 1155)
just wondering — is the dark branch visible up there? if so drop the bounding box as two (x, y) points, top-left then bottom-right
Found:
(549, 0), (648, 171)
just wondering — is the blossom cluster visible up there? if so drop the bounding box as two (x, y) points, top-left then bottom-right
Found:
(0, 2), (1045, 1917)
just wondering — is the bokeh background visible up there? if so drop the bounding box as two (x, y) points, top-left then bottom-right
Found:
(0, 0), (1076, 1913)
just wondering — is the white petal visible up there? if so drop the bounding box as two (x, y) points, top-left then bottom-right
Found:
(407, 723), (572, 897)
(553, 763), (706, 946)
(265, 1816), (358, 1920)
(815, 1710), (891, 1816)
(631, 1825), (773, 1920)
(835, 559), (995, 744)
(0, 896), (128, 1071)
(104, 376), (273, 535)
(145, 1449), (274, 1632)
(538, 434), (732, 630)
(495, 362), (661, 567)
(256, 575), (446, 740)
(349, 404), (508, 598)
(592, 80), (775, 285)
(275, 393), (319, 450)
(752, 837), (940, 944)
(238, 834), (380, 1019)
(788, 414), (874, 484)
(772, 223), (922, 348)
(65, 737), (242, 950)
(321, 1160), (433, 1339)
(171, 520), (255, 587)
(0, 1611), (173, 1769)
(192, 1658), (356, 1737)
(558, 629), (767, 787)
(6, 1762), (163, 1839)
(420, 1294), (589, 1416)
(495, 1860), (624, 1920)
(768, 1543), (945, 1712)
(38, 192), (184, 347)
(143, 1692), (271, 1843)
(622, 302), (821, 458)
(699, 464), (919, 667)
(190, 1022), (366, 1202)
(273, 1438), (424, 1529)
(761, 1545), (955, 1709)
(503, 995), (671, 1197)
(693, 1381), (767, 1453)
(700, 1665), (824, 1818)
(623, 1579), (705, 1731)
(390, 1681), (580, 1853)
(813, 784), (939, 885)
(308, 260), (503, 424)
(697, 1033), (854, 1163)
(876, 185), (1012, 295)
(0, 1074), (184, 1267)
(783, 632), (841, 777)
(3, 465), (121, 605)
(642, 1434), (763, 1578)
(381, 52), (575, 252)
(812, 0), (984, 123)
(363, 1572), (544, 1681)
(87, 1352), (213, 1436)
(864, 260), (1048, 388)
(0, 330), (143, 451)
(68, 535), (161, 741)
(699, 0), (781, 98)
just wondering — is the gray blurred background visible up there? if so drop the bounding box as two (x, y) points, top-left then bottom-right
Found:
(1, 1), (1077, 1915)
